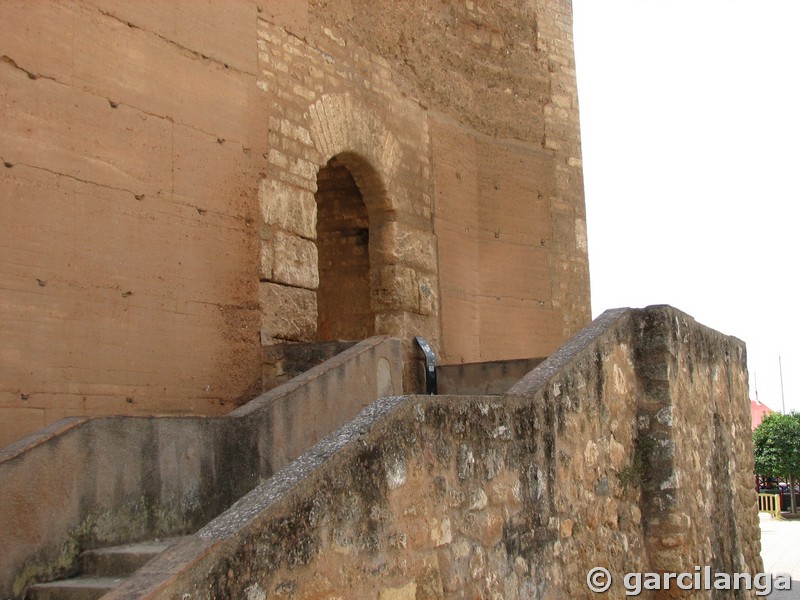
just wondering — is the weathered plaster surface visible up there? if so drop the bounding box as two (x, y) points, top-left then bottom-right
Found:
(0, 338), (403, 599)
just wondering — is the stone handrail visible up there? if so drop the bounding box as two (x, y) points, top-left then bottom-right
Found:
(0, 336), (403, 599)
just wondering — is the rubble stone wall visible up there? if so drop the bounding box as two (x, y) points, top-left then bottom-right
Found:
(107, 306), (760, 600)
(629, 308), (762, 579)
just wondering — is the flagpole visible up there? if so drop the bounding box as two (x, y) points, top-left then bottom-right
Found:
(779, 355), (786, 415)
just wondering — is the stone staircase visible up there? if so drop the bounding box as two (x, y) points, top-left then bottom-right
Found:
(2, 337), (404, 600)
(26, 539), (178, 600)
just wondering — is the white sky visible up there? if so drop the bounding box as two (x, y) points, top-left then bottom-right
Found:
(572, 1), (800, 414)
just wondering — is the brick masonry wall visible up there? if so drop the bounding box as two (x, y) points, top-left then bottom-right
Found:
(107, 306), (761, 600)
(255, 14), (439, 350)
(536, 0), (592, 345)
(259, 0), (591, 364)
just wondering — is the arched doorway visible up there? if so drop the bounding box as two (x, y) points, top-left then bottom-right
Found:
(314, 156), (374, 341)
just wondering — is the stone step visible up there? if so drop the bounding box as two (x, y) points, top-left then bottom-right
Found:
(80, 539), (176, 577)
(26, 577), (124, 600)
(25, 539), (180, 600)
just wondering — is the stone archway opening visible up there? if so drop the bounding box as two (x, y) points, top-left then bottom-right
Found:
(314, 156), (374, 341)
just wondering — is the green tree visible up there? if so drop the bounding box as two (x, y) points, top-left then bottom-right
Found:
(753, 411), (800, 513)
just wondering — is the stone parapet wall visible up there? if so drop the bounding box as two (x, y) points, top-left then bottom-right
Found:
(105, 306), (760, 599)
(0, 337), (403, 599)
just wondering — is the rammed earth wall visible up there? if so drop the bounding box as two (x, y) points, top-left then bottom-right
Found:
(105, 306), (761, 600)
(0, 0), (590, 447)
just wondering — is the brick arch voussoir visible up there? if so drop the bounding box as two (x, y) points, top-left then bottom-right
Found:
(307, 93), (401, 213)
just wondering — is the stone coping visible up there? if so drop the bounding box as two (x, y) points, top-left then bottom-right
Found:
(0, 336), (395, 465)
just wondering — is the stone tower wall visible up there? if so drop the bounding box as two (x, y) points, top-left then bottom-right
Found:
(0, 0), (590, 447)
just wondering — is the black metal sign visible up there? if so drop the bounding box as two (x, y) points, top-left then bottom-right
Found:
(414, 336), (437, 395)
